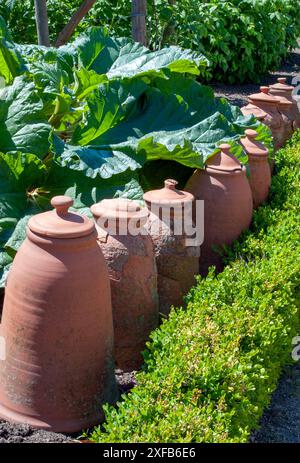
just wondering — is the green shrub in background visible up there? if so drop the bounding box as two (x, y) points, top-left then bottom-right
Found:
(0, 0), (83, 44)
(85, 0), (300, 83)
(89, 132), (300, 443)
(2, 0), (299, 83)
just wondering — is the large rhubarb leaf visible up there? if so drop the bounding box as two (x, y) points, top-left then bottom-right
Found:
(71, 27), (209, 79)
(0, 149), (144, 286)
(0, 16), (25, 84)
(0, 76), (51, 157)
(67, 78), (268, 174)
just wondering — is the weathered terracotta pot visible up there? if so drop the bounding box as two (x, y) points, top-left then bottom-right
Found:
(91, 198), (159, 371)
(246, 86), (285, 150)
(240, 129), (271, 208)
(185, 144), (253, 275)
(143, 180), (200, 317)
(0, 196), (117, 432)
(269, 77), (300, 130)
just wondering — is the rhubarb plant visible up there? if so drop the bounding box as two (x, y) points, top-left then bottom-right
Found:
(0, 19), (272, 285)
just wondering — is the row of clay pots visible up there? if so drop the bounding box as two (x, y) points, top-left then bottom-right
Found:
(185, 132), (270, 274)
(0, 104), (288, 433)
(241, 78), (300, 150)
(0, 190), (199, 433)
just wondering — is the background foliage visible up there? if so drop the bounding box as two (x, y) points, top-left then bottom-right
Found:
(1, 0), (300, 83)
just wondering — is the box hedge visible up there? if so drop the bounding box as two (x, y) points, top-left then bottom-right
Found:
(89, 132), (300, 443)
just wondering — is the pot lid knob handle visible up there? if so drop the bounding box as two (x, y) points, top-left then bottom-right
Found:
(219, 143), (231, 153)
(245, 129), (258, 139)
(278, 77), (287, 84)
(164, 179), (178, 190)
(51, 196), (74, 216)
(260, 86), (269, 94)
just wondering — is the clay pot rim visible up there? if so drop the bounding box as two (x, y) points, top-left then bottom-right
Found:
(205, 164), (246, 175)
(245, 151), (269, 160)
(274, 96), (293, 107)
(26, 227), (97, 246)
(248, 96), (278, 106)
(270, 78), (294, 92)
(241, 104), (267, 120)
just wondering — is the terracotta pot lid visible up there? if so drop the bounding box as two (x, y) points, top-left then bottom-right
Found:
(270, 77), (294, 92)
(240, 129), (268, 157)
(248, 86), (278, 105)
(206, 144), (243, 173)
(143, 179), (194, 206)
(241, 104), (267, 120)
(91, 198), (148, 222)
(28, 196), (94, 239)
(274, 95), (293, 107)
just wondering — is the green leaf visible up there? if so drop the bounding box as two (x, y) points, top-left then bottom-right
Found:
(72, 27), (209, 79)
(72, 78), (148, 145)
(56, 142), (145, 180)
(0, 16), (26, 83)
(0, 76), (51, 157)
(74, 68), (108, 100)
(70, 77), (264, 171)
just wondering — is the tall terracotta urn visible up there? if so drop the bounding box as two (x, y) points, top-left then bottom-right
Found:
(143, 180), (200, 317)
(269, 77), (300, 130)
(242, 86), (285, 150)
(0, 196), (117, 432)
(240, 130), (271, 208)
(91, 198), (159, 372)
(185, 144), (253, 275)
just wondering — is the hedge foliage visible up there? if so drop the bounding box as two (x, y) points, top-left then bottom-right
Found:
(89, 132), (300, 443)
(1, 1), (300, 83)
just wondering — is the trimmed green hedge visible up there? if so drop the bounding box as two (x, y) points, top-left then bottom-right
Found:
(90, 132), (300, 443)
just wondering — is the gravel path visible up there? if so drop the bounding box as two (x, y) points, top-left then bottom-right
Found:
(211, 47), (300, 107)
(252, 364), (300, 443)
(0, 49), (299, 444)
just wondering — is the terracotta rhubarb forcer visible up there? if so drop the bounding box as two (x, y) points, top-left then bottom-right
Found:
(269, 77), (300, 130)
(240, 129), (271, 208)
(246, 86), (285, 150)
(0, 196), (117, 433)
(143, 180), (200, 317)
(185, 144), (253, 275)
(90, 198), (159, 371)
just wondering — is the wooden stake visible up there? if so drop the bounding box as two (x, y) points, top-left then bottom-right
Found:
(132, 0), (147, 46)
(55, 0), (97, 47)
(34, 0), (50, 47)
